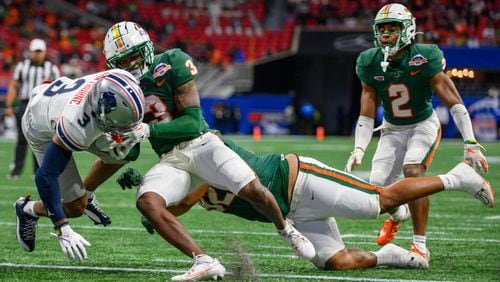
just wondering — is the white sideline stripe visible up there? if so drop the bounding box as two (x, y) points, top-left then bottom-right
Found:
(0, 263), (445, 281)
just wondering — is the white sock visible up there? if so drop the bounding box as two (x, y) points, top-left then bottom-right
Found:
(278, 221), (291, 234)
(87, 191), (94, 199)
(22, 201), (38, 217)
(413, 235), (426, 251)
(438, 174), (460, 190)
(390, 205), (408, 222)
(372, 250), (390, 266)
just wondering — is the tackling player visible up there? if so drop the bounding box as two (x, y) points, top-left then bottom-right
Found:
(14, 69), (146, 261)
(345, 3), (488, 263)
(118, 137), (494, 271)
(100, 21), (314, 280)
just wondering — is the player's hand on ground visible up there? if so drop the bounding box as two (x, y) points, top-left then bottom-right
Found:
(464, 141), (488, 174)
(51, 224), (91, 261)
(345, 147), (364, 173)
(117, 168), (143, 190)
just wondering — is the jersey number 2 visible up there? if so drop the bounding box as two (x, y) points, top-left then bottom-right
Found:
(388, 84), (413, 118)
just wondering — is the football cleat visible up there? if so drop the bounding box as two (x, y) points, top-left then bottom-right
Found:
(376, 204), (410, 245)
(410, 243), (430, 262)
(448, 162), (494, 208)
(377, 243), (429, 269)
(14, 195), (39, 252)
(376, 218), (402, 245)
(171, 254), (226, 281)
(84, 194), (112, 226)
(278, 222), (316, 260)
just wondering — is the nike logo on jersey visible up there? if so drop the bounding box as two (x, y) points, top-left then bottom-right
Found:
(156, 78), (167, 86)
(410, 70), (421, 76)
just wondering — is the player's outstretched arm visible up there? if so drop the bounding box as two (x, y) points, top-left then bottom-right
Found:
(35, 135), (91, 260)
(433, 72), (488, 174)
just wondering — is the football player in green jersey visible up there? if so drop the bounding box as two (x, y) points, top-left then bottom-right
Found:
(99, 21), (314, 281)
(118, 137), (493, 270)
(345, 3), (488, 263)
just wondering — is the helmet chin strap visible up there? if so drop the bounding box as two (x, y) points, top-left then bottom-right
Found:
(380, 46), (390, 72)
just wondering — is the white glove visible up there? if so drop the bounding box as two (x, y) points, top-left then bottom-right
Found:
(51, 224), (91, 261)
(108, 143), (134, 160)
(120, 123), (150, 147)
(464, 142), (488, 174)
(95, 133), (132, 160)
(345, 147), (365, 173)
(95, 133), (123, 152)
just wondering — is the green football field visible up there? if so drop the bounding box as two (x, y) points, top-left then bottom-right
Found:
(0, 136), (499, 281)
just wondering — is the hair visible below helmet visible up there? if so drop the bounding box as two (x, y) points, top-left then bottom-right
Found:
(103, 21), (154, 79)
(373, 3), (416, 57)
(88, 69), (145, 133)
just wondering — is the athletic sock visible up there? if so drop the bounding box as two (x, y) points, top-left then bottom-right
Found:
(22, 201), (38, 217)
(438, 174), (460, 190)
(413, 235), (426, 251)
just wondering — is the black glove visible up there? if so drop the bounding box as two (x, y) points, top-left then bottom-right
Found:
(117, 168), (143, 190)
(141, 215), (155, 235)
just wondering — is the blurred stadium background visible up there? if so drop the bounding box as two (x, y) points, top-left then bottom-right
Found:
(0, 0), (498, 140)
(1, 1), (499, 281)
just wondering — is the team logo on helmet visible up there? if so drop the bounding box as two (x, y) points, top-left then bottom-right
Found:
(409, 54), (428, 66)
(97, 91), (118, 115)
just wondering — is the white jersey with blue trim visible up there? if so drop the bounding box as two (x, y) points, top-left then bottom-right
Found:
(26, 70), (116, 151)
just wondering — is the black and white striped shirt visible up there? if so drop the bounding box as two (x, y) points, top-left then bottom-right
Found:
(12, 59), (61, 100)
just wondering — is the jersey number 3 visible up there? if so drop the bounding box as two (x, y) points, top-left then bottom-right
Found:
(388, 84), (413, 118)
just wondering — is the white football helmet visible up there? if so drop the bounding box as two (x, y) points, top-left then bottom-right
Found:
(373, 3), (416, 57)
(88, 69), (145, 133)
(103, 21), (154, 79)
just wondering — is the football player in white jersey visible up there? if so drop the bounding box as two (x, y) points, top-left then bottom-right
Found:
(14, 69), (146, 261)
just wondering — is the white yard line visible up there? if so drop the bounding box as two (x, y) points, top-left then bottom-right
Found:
(0, 221), (498, 243)
(0, 262), (448, 281)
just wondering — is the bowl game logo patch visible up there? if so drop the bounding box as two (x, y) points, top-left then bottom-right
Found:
(409, 54), (428, 66)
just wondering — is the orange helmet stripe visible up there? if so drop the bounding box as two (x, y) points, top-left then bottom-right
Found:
(112, 24), (125, 49)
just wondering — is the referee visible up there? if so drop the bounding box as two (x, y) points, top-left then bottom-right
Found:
(4, 38), (60, 180)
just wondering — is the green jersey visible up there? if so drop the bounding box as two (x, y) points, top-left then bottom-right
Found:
(199, 138), (290, 222)
(356, 44), (444, 125)
(140, 48), (209, 155)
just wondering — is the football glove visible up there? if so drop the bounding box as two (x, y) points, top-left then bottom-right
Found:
(117, 167), (143, 190)
(345, 147), (365, 173)
(51, 224), (91, 261)
(141, 215), (155, 235)
(464, 140), (488, 174)
(120, 123), (150, 147)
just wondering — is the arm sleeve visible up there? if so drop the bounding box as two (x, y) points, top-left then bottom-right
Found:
(34, 140), (72, 223)
(450, 104), (476, 141)
(148, 106), (205, 139)
(354, 115), (374, 151)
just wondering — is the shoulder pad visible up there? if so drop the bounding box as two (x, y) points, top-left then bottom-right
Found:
(411, 44), (443, 61)
(357, 48), (380, 67)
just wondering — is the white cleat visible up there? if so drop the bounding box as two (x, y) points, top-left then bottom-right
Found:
(448, 162), (495, 208)
(278, 223), (316, 260)
(171, 254), (225, 281)
(377, 243), (429, 269)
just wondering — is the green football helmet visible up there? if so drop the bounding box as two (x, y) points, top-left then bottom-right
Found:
(103, 21), (154, 79)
